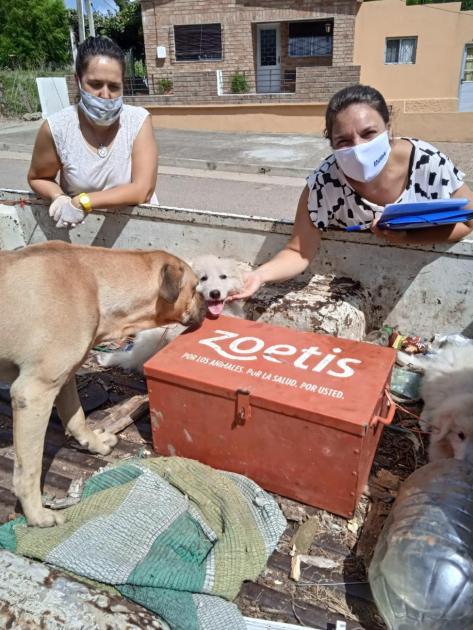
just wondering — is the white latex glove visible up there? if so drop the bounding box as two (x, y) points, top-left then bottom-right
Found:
(49, 194), (70, 220)
(50, 196), (85, 228)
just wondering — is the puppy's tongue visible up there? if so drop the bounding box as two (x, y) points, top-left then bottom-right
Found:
(208, 300), (225, 316)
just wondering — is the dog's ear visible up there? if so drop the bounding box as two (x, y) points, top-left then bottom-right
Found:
(159, 263), (183, 303)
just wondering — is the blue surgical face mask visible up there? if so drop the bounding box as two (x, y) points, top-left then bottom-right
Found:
(78, 85), (123, 127)
(334, 131), (391, 183)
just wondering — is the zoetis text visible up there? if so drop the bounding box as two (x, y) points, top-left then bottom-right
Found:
(198, 329), (362, 378)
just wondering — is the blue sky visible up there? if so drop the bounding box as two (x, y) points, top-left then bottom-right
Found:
(65, 0), (118, 14)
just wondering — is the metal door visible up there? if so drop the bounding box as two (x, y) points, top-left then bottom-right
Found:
(256, 24), (281, 93)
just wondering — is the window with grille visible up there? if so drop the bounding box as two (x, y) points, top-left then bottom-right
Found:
(385, 37), (417, 64)
(462, 45), (473, 82)
(288, 21), (332, 58)
(174, 24), (222, 62)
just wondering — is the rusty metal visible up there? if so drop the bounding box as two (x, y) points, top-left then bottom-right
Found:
(145, 315), (396, 518)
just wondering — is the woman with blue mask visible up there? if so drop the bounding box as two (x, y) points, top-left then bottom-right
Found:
(28, 36), (158, 228)
(231, 84), (473, 301)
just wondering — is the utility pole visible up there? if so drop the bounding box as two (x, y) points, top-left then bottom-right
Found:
(76, 0), (86, 43)
(85, 0), (95, 37)
(69, 25), (77, 63)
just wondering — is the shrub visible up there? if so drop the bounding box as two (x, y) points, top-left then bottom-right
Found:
(156, 78), (173, 95)
(230, 71), (250, 94)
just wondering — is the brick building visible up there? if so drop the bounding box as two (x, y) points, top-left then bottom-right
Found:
(139, 0), (361, 104)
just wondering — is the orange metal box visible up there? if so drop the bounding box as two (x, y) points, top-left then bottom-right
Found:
(144, 316), (396, 518)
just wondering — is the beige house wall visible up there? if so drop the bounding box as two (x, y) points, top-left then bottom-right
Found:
(354, 0), (473, 105)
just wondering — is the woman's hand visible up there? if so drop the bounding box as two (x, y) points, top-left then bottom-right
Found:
(371, 216), (407, 244)
(228, 270), (266, 301)
(50, 196), (85, 228)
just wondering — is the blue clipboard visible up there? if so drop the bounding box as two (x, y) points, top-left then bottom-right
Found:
(346, 199), (471, 232)
(378, 198), (470, 230)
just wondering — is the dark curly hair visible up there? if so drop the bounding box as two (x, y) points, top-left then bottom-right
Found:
(325, 84), (390, 145)
(75, 36), (125, 79)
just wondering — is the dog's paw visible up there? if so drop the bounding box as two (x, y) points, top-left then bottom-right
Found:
(27, 507), (65, 528)
(89, 429), (118, 455)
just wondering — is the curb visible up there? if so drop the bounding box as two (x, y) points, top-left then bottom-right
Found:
(159, 156), (311, 178)
(0, 145), (311, 179)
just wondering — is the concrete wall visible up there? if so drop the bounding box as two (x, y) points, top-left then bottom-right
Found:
(117, 99), (473, 142)
(354, 0), (473, 107)
(392, 107), (473, 143)
(145, 102), (327, 134)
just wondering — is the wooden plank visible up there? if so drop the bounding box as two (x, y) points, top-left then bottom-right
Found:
(268, 551), (374, 604)
(97, 371), (148, 393)
(87, 394), (149, 434)
(237, 582), (358, 630)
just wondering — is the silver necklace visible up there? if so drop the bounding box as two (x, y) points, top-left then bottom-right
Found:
(97, 144), (108, 159)
(93, 123), (117, 159)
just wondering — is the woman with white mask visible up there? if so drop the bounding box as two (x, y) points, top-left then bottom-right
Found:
(28, 36), (158, 228)
(231, 84), (473, 301)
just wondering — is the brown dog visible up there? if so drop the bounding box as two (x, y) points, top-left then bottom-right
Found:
(0, 241), (205, 527)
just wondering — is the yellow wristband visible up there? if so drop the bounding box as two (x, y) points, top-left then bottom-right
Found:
(78, 193), (93, 213)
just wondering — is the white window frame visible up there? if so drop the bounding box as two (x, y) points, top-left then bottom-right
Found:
(384, 37), (417, 65)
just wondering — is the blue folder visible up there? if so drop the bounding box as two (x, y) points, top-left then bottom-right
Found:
(346, 199), (472, 232)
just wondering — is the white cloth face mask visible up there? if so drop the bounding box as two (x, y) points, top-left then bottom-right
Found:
(334, 130), (391, 182)
(78, 85), (123, 127)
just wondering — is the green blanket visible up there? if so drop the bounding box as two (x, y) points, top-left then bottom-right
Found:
(0, 457), (286, 630)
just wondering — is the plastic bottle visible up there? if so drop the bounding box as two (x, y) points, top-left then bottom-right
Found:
(369, 459), (473, 630)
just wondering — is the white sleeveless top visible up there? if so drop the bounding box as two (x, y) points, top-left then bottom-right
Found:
(47, 104), (158, 203)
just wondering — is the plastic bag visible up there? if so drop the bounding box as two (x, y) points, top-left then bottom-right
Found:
(369, 459), (473, 629)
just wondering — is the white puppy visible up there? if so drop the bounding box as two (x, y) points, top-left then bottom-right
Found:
(413, 345), (473, 463)
(98, 255), (243, 371)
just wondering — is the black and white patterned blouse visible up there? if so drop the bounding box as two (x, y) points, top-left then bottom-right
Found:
(306, 138), (465, 230)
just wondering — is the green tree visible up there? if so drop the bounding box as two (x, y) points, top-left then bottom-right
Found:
(95, 0), (144, 61)
(0, 0), (70, 68)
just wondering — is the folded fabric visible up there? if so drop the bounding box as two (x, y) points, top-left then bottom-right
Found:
(0, 457), (287, 630)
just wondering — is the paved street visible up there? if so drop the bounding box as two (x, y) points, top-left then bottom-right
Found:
(0, 151), (303, 220)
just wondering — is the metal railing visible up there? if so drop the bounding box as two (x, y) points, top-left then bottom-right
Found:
(145, 66), (359, 99)
(123, 76), (150, 96)
(218, 69), (296, 95)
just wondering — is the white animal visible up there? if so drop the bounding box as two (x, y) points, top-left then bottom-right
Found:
(409, 345), (473, 463)
(98, 255), (244, 371)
